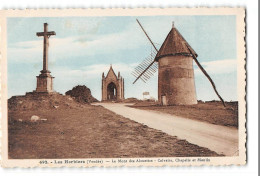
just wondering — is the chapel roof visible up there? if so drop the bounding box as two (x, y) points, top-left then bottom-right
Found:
(105, 65), (117, 79)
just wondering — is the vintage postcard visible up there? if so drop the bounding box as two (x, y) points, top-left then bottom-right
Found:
(0, 8), (246, 167)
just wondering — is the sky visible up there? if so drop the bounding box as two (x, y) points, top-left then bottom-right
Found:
(7, 15), (237, 101)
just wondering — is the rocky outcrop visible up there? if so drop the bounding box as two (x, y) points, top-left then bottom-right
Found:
(65, 85), (98, 104)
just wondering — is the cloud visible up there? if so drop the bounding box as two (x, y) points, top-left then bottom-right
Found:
(7, 22), (147, 63)
(194, 59), (237, 75)
(52, 62), (138, 79)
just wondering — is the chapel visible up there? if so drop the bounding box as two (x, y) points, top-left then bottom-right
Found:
(101, 66), (124, 101)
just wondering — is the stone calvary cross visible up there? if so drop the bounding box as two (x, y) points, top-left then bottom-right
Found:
(36, 23), (56, 72)
(35, 23), (56, 93)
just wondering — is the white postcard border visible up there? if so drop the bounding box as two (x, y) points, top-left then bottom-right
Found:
(0, 8), (246, 167)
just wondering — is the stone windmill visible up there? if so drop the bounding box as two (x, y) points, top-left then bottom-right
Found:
(132, 19), (225, 106)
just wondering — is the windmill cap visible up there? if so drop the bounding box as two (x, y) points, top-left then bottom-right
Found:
(155, 26), (198, 61)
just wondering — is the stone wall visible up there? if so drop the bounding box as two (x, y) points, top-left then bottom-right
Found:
(158, 55), (197, 105)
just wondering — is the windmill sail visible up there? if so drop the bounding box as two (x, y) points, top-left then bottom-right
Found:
(132, 49), (158, 83)
(132, 19), (159, 84)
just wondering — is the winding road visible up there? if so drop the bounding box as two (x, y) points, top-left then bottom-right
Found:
(94, 103), (238, 156)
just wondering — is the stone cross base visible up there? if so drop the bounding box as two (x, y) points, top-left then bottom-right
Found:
(35, 71), (54, 93)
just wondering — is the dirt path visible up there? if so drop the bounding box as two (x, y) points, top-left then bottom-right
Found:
(94, 103), (238, 156)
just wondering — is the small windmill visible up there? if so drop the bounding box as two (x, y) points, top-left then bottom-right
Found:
(132, 19), (226, 107)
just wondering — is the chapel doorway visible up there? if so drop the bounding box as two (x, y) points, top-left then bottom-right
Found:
(107, 82), (117, 100)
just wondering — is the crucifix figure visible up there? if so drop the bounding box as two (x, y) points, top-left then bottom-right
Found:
(36, 23), (56, 72)
(35, 23), (56, 93)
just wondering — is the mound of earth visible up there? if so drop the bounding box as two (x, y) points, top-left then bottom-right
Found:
(8, 92), (82, 112)
(65, 85), (98, 104)
(133, 101), (159, 107)
(9, 104), (220, 158)
(123, 97), (142, 103)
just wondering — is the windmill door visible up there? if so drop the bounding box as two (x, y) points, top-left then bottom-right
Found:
(161, 95), (167, 105)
